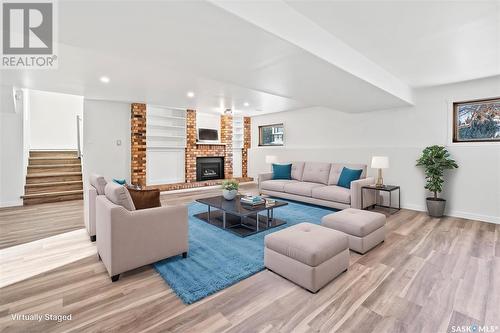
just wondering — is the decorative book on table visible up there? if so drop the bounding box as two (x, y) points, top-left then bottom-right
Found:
(240, 195), (265, 205)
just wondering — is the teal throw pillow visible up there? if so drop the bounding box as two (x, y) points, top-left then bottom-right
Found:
(337, 167), (363, 189)
(112, 178), (127, 185)
(272, 163), (292, 180)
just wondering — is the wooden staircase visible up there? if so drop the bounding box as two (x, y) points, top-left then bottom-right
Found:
(22, 150), (83, 205)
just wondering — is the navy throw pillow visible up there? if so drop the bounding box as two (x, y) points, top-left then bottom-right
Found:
(272, 163), (292, 180)
(337, 167), (363, 189)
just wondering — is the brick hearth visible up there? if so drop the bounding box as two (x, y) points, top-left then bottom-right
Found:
(147, 177), (253, 192)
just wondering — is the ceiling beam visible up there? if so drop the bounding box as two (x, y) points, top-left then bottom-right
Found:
(208, 0), (415, 106)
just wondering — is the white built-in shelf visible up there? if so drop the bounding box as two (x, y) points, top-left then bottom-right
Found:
(146, 105), (187, 149)
(196, 142), (227, 146)
(149, 135), (186, 140)
(148, 141), (185, 149)
(149, 114), (186, 121)
(232, 116), (244, 149)
(147, 124), (185, 130)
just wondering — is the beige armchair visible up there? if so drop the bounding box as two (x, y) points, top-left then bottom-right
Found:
(96, 192), (188, 282)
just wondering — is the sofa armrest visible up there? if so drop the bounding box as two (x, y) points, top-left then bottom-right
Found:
(350, 177), (375, 209)
(258, 172), (273, 190)
(84, 186), (97, 236)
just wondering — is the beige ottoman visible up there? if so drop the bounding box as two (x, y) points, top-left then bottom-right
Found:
(264, 223), (349, 293)
(321, 208), (386, 254)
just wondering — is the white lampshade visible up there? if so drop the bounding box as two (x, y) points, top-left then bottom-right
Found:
(371, 156), (389, 169)
(265, 155), (278, 164)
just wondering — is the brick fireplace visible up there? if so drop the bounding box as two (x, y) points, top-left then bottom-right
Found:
(133, 106), (252, 191)
(184, 110), (233, 183)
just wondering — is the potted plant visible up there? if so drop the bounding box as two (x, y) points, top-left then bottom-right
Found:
(221, 179), (239, 200)
(416, 145), (458, 217)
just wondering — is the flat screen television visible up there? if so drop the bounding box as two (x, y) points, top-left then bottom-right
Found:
(198, 128), (218, 141)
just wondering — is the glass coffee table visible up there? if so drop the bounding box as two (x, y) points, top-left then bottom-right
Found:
(195, 195), (288, 237)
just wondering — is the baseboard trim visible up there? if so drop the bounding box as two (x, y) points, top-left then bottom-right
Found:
(402, 203), (499, 225)
(0, 200), (23, 208)
(445, 210), (499, 225)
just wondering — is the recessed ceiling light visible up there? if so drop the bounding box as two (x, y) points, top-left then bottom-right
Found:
(244, 102), (249, 107)
(100, 76), (110, 83)
(187, 91), (195, 98)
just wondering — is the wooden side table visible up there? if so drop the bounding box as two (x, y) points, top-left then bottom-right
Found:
(361, 184), (401, 214)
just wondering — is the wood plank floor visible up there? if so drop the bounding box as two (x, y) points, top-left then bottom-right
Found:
(0, 229), (97, 288)
(0, 183), (499, 332)
(0, 200), (83, 249)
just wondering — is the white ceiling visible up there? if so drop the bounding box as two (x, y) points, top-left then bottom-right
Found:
(1, 1), (498, 115)
(286, 0), (500, 87)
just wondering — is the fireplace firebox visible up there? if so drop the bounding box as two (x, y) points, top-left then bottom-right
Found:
(196, 157), (224, 181)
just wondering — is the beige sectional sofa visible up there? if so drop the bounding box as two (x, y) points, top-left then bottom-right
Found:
(258, 162), (375, 210)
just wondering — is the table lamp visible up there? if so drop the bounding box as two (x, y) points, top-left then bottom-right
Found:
(371, 156), (389, 187)
(265, 155), (278, 171)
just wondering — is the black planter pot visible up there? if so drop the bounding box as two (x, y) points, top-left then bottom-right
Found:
(426, 198), (446, 217)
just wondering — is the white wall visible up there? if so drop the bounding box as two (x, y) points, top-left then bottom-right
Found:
(249, 76), (500, 224)
(82, 99), (131, 184)
(196, 112), (220, 140)
(0, 85), (25, 207)
(233, 149), (243, 178)
(28, 90), (83, 150)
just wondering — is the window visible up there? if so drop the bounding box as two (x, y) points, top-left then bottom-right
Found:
(259, 123), (284, 146)
(453, 98), (500, 142)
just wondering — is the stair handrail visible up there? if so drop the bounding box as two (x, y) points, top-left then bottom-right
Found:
(76, 115), (82, 159)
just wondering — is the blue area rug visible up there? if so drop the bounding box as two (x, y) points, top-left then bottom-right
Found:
(153, 200), (336, 304)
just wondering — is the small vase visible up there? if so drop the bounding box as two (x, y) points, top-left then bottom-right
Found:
(223, 189), (238, 200)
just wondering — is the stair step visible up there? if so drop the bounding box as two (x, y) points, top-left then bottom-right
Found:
(22, 190), (83, 205)
(29, 157), (80, 165)
(27, 164), (82, 174)
(25, 172), (82, 184)
(24, 181), (83, 195)
(29, 150), (78, 158)
(22, 189), (83, 199)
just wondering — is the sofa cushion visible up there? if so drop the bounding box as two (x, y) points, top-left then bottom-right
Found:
(312, 186), (351, 204)
(284, 181), (325, 197)
(127, 188), (161, 210)
(337, 167), (363, 189)
(89, 174), (107, 195)
(321, 208), (386, 237)
(302, 162), (331, 185)
(272, 163), (292, 180)
(104, 182), (136, 211)
(264, 223), (348, 266)
(291, 162), (305, 181)
(329, 163), (367, 185)
(261, 179), (298, 192)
